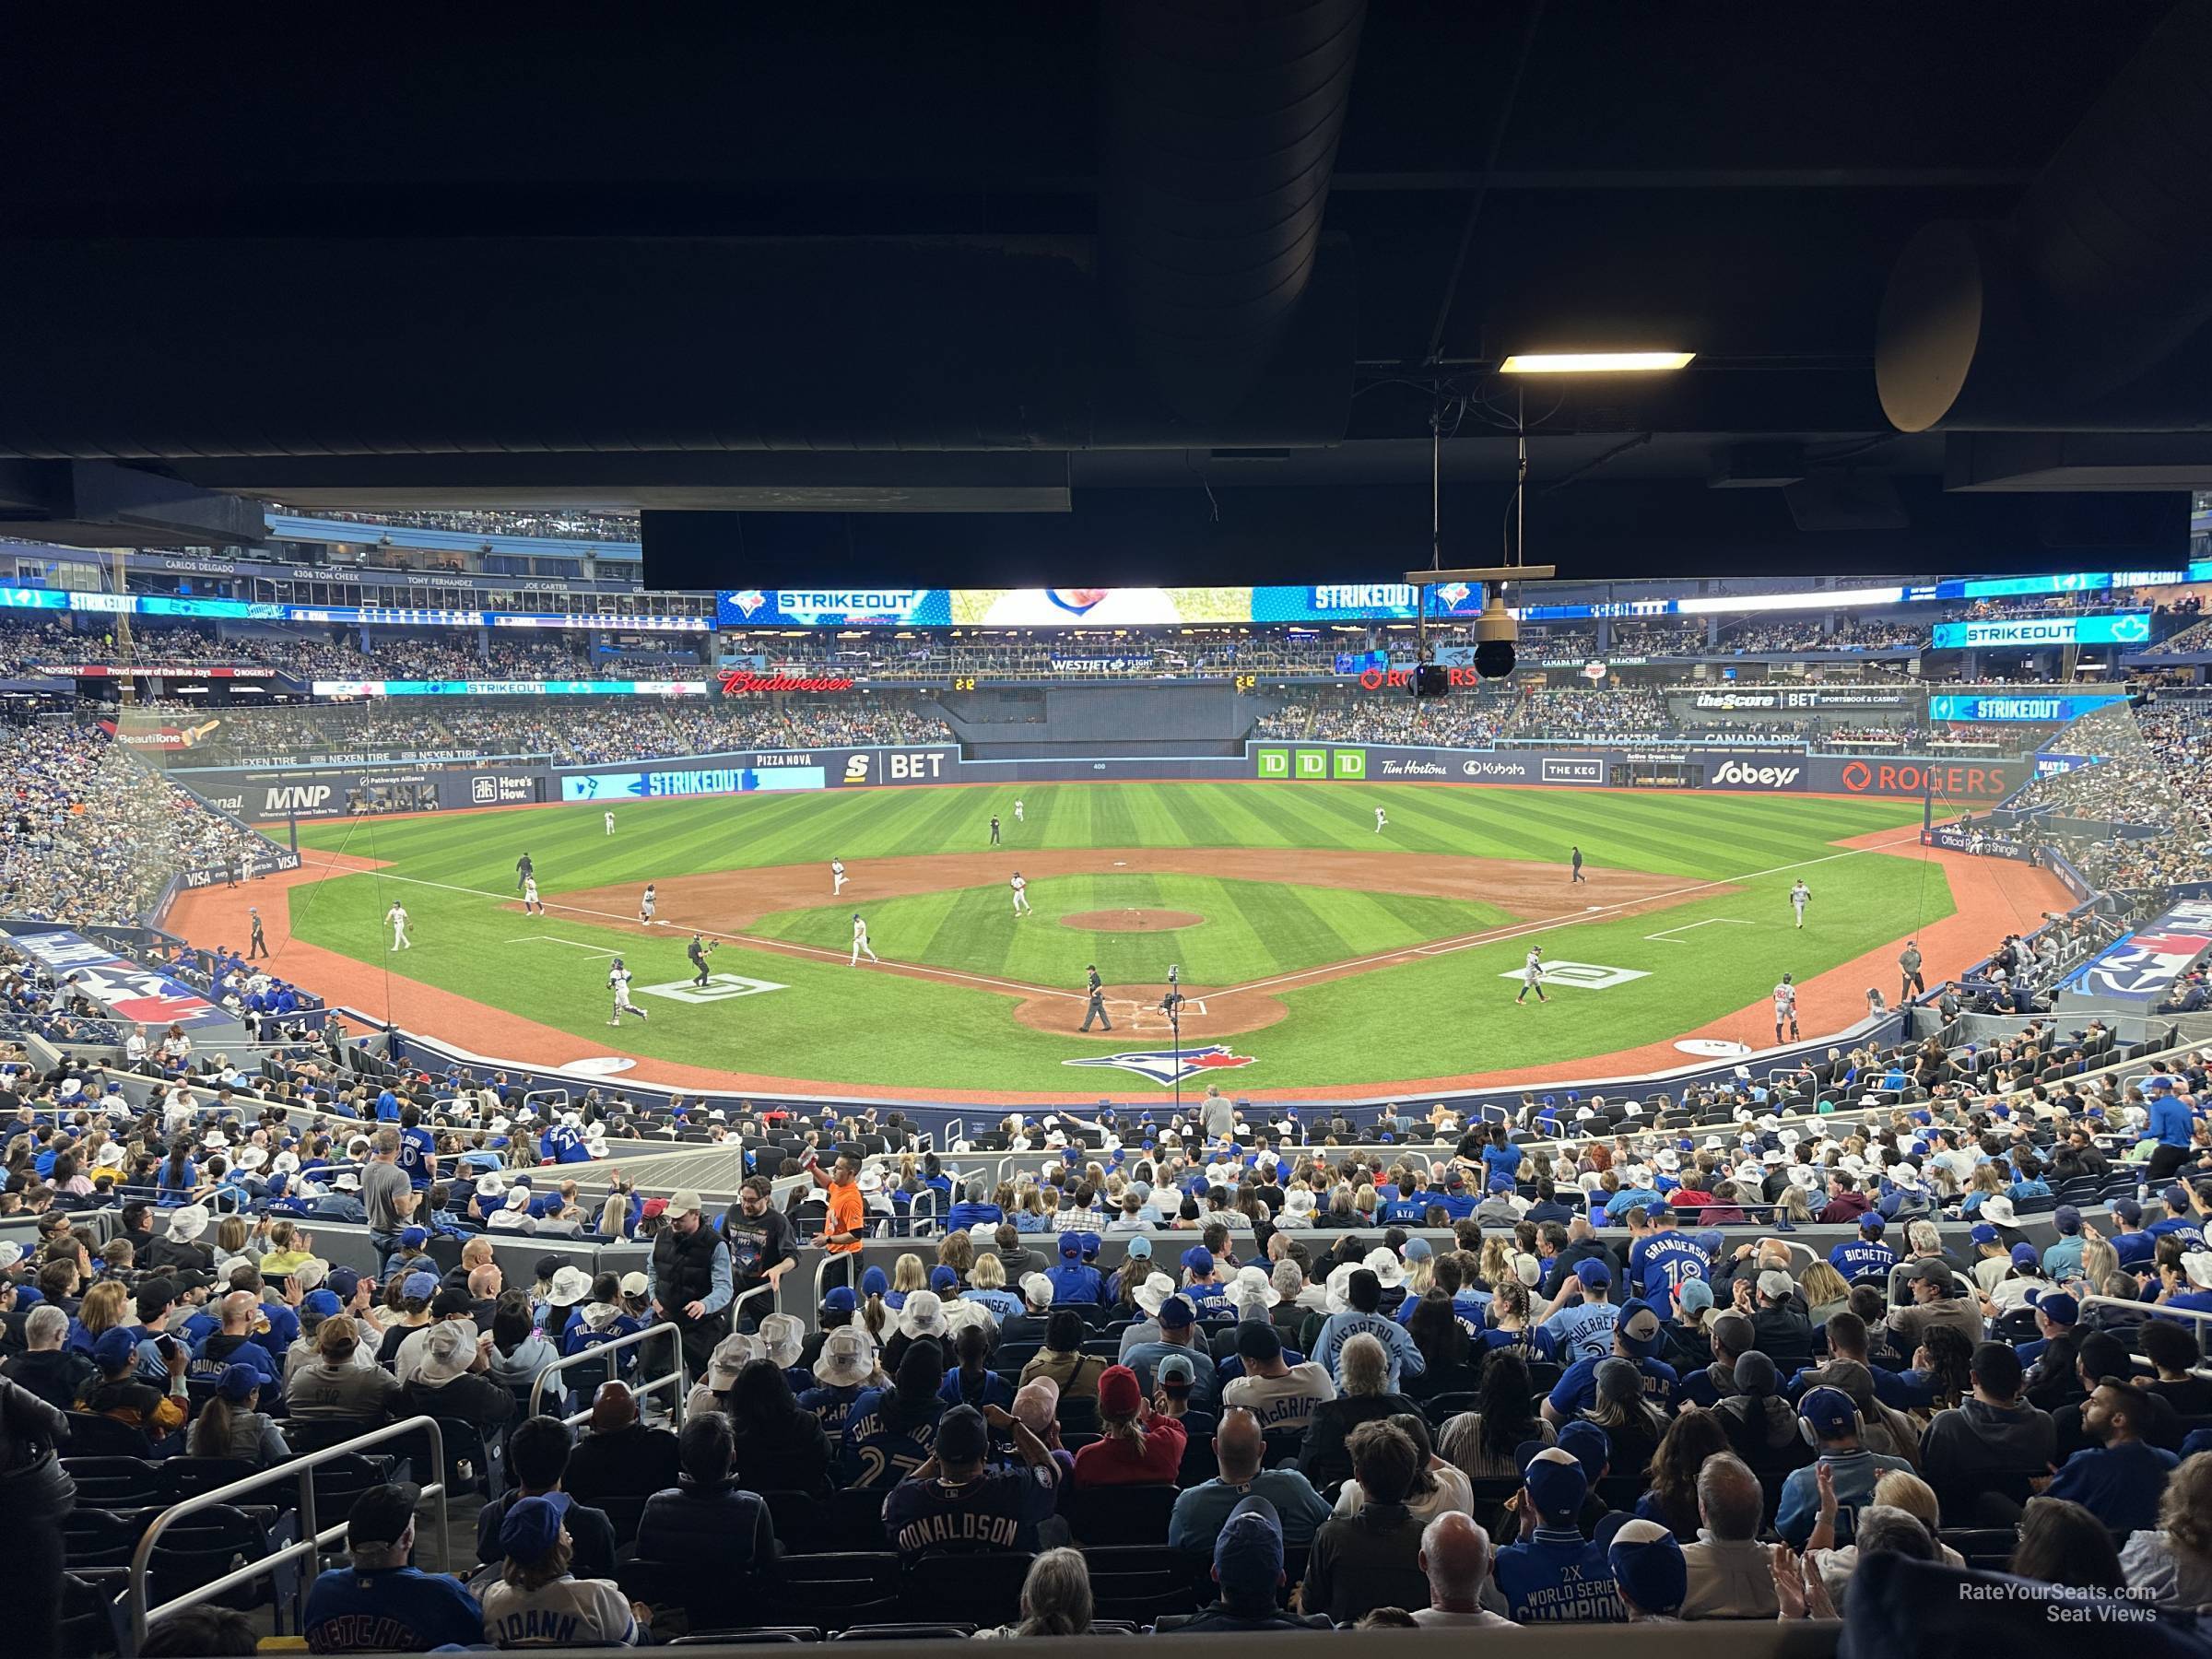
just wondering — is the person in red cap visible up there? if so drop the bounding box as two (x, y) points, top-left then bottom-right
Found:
(1070, 1364), (1186, 1487)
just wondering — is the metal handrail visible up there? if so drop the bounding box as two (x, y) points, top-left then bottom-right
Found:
(528, 1317), (688, 1430)
(129, 1413), (451, 1652)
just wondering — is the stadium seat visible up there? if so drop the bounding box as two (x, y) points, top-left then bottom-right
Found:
(899, 1549), (1036, 1625)
(158, 1456), (260, 1506)
(62, 1415), (152, 1458)
(764, 1553), (904, 1632)
(833, 1624), (974, 1641)
(57, 1570), (128, 1659)
(1060, 1482), (1176, 1547)
(62, 1511), (144, 1574)
(61, 1458), (163, 1512)
(670, 1629), (823, 1645)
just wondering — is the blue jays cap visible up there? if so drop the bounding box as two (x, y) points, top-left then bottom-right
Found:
(1555, 1419), (1612, 1482)
(930, 1265), (959, 1293)
(822, 1287), (857, 1313)
(2054, 1206), (2084, 1235)
(400, 1271), (439, 1300)
(1799, 1386), (1857, 1440)
(499, 1494), (567, 1559)
(399, 1227), (429, 1249)
(302, 1289), (341, 1318)
(1860, 1215), (1886, 1235)
(2038, 1291), (2080, 1325)
(1613, 1300), (1663, 1359)
(1403, 1238), (1432, 1262)
(1124, 1236), (1152, 1259)
(2114, 1198), (2144, 1224)
(1158, 1296), (1195, 1330)
(1573, 1257), (1612, 1287)
(861, 1266), (890, 1295)
(1523, 1447), (1587, 1524)
(1214, 1496), (1284, 1593)
(1608, 1519), (1688, 1616)
(1969, 1223), (1998, 1245)
(1057, 1230), (1082, 1258)
(92, 1327), (139, 1371)
(217, 1363), (263, 1402)
(1181, 1245), (1215, 1275)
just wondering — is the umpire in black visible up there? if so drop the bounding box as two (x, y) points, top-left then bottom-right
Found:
(1079, 965), (1112, 1031)
(688, 932), (714, 986)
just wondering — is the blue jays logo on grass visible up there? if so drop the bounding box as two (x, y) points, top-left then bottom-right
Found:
(1064, 1046), (1256, 1087)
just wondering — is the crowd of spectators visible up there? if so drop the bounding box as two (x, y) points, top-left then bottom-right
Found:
(12, 1032), (2212, 1646)
(284, 509), (642, 546)
(2010, 701), (2212, 897)
(0, 724), (272, 927)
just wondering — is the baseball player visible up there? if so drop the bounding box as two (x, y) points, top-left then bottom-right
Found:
(247, 907), (268, 959)
(1571, 845), (1585, 884)
(1374, 805), (1388, 833)
(384, 901), (411, 951)
(607, 957), (649, 1025)
(1789, 879), (1810, 928)
(1011, 871), (1031, 916)
(1515, 946), (1547, 1005)
(522, 876), (544, 915)
(1773, 972), (1800, 1042)
(639, 882), (658, 925)
(1079, 964), (1112, 1031)
(687, 932), (715, 987)
(1014, 798), (1025, 824)
(989, 814), (1002, 846)
(515, 853), (534, 891)
(604, 810), (616, 837)
(850, 912), (879, 966)
(831, 857), (848, 896)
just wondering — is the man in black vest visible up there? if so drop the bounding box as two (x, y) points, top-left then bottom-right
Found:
(647, 1189), (735, 1375)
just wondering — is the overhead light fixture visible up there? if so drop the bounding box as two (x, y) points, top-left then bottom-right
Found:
(1497, 351), (1695, 374)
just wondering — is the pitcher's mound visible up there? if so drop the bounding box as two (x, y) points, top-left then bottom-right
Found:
(1060, 909), (1205, 933)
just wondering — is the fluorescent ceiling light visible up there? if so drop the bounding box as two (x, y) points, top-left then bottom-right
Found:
(1498, 351), (1695, 374)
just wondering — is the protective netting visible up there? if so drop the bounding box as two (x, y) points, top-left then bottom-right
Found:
(0, 712), (271, 927)
(2004, 694), (2211, 904)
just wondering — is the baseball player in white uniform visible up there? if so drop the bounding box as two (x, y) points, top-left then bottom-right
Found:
(1773, 972), (1800, 1042)
(831, 858), (848, 896)
(639, 883), (657, 925)
(522, 877), (543, 916)
(850, 912), (878, 965)
(1014, 799), (1025, 824)
(1011, 872), (1031, 916)
(604, 810), (616, 837)
(1515, 946), (1547, 1005)
(1789, 880), (1810, 928)
(607, 957), (649, 1024)
(1374, 806), (1388, 833)
(385, 902), (411, 951)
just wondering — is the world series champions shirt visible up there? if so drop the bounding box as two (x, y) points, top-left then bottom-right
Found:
(879, 1465), (1057, 1559)
(1494, 1530), (1627, 1623)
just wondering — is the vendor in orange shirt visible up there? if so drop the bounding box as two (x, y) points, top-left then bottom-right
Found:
(807, 1151), (868, 1288)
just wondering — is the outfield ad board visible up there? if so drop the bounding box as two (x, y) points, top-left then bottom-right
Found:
(181, 740), (2030, 821)
(2059, 895), (2212, 1010)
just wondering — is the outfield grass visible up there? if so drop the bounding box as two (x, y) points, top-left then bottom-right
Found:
(287, 782), (1940, 1092)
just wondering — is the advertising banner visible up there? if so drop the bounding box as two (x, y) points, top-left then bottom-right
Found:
(175, 763), (539, 823)
(1931, 613), (2151, 650)
(1815, 757), (2028, 800)
(1927, 691), (2131, 722)
(0, 923), (235, 1029)
(1921, 826), (2037, 862)
(715, 582), (1494, 629)
(310, 678), (709, 697)
(2060, 896), (2212, 1007)
(1672, 687), (1914, 717)
(559, 765), (826, 802)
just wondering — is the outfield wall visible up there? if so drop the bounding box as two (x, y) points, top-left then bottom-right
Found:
(174, 740), (2034, 824)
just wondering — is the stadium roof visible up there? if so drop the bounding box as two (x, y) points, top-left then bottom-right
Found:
(1, 5), (2206, 581)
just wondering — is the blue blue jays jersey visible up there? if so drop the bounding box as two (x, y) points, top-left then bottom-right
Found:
(1628, 1235), (1710, 1304)
(1829, 1241), (1897, 1281)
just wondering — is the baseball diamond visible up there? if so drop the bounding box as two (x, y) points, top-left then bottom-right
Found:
(157, 780), (2075, 1100)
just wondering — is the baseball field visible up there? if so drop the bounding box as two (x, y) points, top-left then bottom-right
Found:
(163, 779), (2060, 1100)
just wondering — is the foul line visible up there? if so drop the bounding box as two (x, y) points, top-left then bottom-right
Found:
(508, 936), (622, 959)
(300, 825), (1936, 1011)
(1645, 918), (1759, 945)
(302, 859), (1086, 1002)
